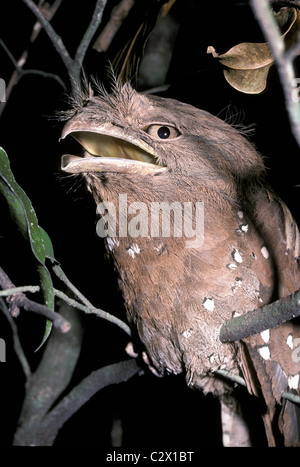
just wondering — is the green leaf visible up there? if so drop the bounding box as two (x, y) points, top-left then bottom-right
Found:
(0, 147), (45, 264)
(39, 226), (56, 263)
(0, 147), (56, 348)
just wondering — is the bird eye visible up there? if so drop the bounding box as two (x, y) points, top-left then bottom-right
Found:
(143, 124), (181, 140)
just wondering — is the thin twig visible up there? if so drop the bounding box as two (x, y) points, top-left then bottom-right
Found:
(16, 294), (71, 333)
(23, 0), (107, 91)
(0, 298), (31, 378)
(0, 266), (70, 333)
(251, 0), (300, 148)
(54, 288), (132, 337)
(52, 264), (94, 308)
(0, 0), (64, 117)
(0, 286), (40, 296)
(73, 0), (108, 81)
(22, 0), (73, 70)
(52, 264), (131, 336)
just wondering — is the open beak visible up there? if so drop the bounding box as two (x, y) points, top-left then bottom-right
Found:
(60, 122), (167, 175)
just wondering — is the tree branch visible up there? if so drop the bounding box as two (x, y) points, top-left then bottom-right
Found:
(22, 0), (108, 91)
(93, 0), (135, 52)
(39, 359), (141, 446)
(54, 288), (131, 337)
(73, 0), (108, 78)
(13, 302), (84, 446)
(0, 298), (31, 378)
(14, 358), (141, 446)
(52, 263), (131, 336)
(251, 0), (300, 148)
(22, 0), (73, 70)
(219, 288), (300, 343)
(0, 0), (64, 117)
(0, 266), (70, 333)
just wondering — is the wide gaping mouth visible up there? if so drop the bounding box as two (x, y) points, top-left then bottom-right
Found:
(60, 123), (167, 175)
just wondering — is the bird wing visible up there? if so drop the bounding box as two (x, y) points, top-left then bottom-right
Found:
(239, 188), (300, 446)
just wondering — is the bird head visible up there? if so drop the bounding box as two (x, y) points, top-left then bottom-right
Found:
(60, 80), (266, 207)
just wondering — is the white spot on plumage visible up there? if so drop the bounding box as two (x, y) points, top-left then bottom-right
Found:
(288, 374), (299, 390)
(182, 329), (193, 338)
(203, 297), (215, 312)
(227, 263), (237, 270)
(260, 329), (270, 344)
(237, 211), (244, 219)
(232, 248), (243, 263)
(107, 237), (120, 251)
(287, 334), (294, 349)
(232, 311), (241, 317)
(241, 224), (249, 233)
(127, 243), (140, 258)
(261, 246), (269, 259)
(258, 346), (270, 360)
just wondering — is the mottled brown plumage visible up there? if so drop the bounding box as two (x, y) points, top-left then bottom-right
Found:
(60, 81), (300, 446)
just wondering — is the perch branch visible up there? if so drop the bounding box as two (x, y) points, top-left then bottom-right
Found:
(219, 288), (300, 343)
(214, 369), (247, 387)
(214, 369), (300, 404)
(251, 0), (300, 148)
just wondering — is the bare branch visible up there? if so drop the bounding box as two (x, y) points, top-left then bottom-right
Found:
(52, 264), (131, 336)
(0, 298), (31, 378)
(251, 0), (300, 148)
(52, 263), (94, 308)
(73, 0), (108, 78)
(54, 288), (132, 337)
(93, 0), (135, 52)
(0, 0), (64, 117)
(22, 0), (108, 92)
(0, 285), (40, 296)
(14, 358), (141, 446)
(22, 0), (73, 70)
(13, 302), (84, 446)
(0, 266), (70, 333)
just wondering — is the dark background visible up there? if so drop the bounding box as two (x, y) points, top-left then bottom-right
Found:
(0, 0), (299, 448)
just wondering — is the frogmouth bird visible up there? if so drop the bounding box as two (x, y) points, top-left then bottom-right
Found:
(60, 80), (300, 446)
